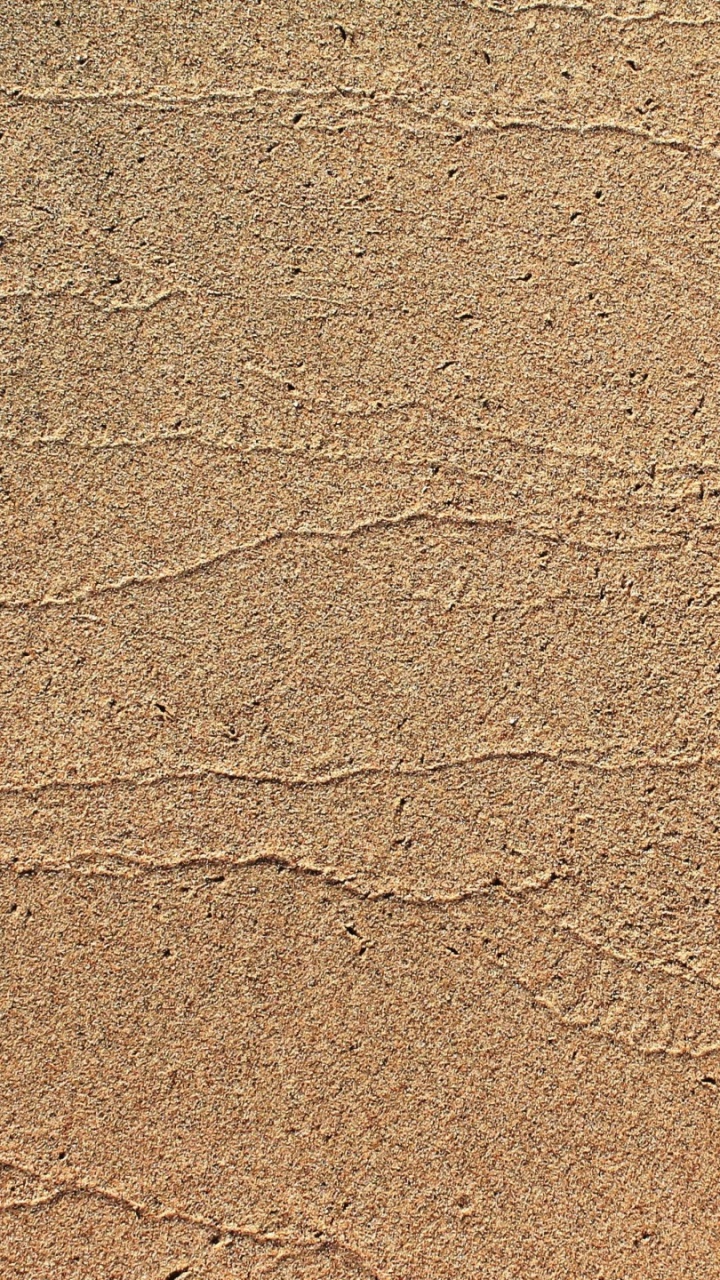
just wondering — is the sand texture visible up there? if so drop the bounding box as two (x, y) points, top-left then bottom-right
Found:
(2, 3), (720, 1277)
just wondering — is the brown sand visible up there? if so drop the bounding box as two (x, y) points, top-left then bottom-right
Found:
(2, 3), (720, 1277)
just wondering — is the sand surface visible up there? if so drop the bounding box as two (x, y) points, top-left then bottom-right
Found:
(2, 3), (720, 1277)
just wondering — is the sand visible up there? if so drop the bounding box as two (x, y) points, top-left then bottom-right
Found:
(2, 3), (720, 1277)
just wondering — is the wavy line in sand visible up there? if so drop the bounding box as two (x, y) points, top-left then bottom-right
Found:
(0, 507), (684, 613)
(5, 424), (714, 492)
(4, 846), (720, 1062)
(1, 86), (718, 158)
(0, 744), (717, 802)
(484, 2), (720, 26)
(0, 1156), (386, 1278)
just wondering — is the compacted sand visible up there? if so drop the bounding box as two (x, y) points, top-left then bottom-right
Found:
(2, 3), (720, 1277)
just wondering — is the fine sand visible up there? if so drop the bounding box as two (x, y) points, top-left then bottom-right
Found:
(2, 3), (720, 1277)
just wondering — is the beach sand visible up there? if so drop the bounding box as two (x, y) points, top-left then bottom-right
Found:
(2, 3), (720, 1276)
